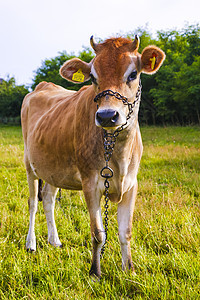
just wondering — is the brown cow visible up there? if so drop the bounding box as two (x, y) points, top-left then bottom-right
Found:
(21, 35), (165, 278)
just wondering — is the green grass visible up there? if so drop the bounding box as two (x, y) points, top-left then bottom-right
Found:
(0, 125), (200, 299)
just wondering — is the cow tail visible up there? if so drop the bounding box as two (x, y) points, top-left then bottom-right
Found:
(38, 179), (43, 201)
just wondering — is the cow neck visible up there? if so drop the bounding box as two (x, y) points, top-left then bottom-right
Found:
(100, 80), (141, 178)
(98, 82), (142, 257)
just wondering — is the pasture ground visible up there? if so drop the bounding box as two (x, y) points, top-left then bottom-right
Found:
(0, 126), (200, 299)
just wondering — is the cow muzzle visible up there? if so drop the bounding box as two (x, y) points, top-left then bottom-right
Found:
(95, 108), (126, 129)
(94, 83), (142, 129)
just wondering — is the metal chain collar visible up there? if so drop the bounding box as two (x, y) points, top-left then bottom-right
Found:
(95, 80), (142, 257)
(94, 81), (142, 121)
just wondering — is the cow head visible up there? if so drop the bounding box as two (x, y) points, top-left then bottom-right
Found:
(60, 36), (165, 130)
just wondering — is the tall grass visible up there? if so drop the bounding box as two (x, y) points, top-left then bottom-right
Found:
(0, 126), (200, 299)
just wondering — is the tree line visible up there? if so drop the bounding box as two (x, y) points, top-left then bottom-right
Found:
(0, 77), (29, 124)
(0, 24), (199, 125)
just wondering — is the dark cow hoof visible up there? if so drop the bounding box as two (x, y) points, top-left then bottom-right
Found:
(26, 248), (35, 253)
(89, 272), (101, 282)
(128, 261), (134, 270)
(127, 261), (136, 275)
(89, 266), (101, 281)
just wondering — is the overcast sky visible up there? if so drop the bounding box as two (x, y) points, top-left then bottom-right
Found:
(0, 0), (199, 87)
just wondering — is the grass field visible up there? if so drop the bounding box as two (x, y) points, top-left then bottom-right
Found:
(0, 125), (200, 299)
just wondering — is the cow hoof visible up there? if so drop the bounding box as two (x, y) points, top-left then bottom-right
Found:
(26, 248), (36, 253)
(89, 266), (101, 281)
(128, 261), (136, 273)
(52, 243), (63, 248)
(26, 238), (36, 252)
(126, 261), (136, 275)
(48, 241), (63, 248)
(89, 272), (101, 282)
(48, 236), (62, 248)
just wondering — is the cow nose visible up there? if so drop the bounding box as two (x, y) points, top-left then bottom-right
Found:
(96, 109), (119, 127)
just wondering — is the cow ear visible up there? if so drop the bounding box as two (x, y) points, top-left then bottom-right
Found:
(140, 46), (165, 74)
(59, 58), (92, 83)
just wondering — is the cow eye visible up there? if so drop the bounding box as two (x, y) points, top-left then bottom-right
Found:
(127, 70), (137, 83)
(90, 73), (97, 85)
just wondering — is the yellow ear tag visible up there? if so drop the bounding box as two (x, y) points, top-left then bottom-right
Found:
(150, 56), (156, 70)
(72, 69), (85, 82)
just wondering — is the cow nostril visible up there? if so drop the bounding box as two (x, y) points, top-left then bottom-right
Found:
(96, 112), (103, 123)
(111, 111), (119, 123)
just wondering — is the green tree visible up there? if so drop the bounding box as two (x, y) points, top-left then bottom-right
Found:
(0, 77), (29, 121)
(183, 24), (200, 65)
(149, 24), (200, 124)
(174, 56), (200, 124)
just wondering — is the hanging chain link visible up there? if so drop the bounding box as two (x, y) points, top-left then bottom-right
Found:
(97, 81), (142, 257)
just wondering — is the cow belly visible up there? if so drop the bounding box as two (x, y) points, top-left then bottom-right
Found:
(46, 171), (82, 190)
(30, 162), (82, 190)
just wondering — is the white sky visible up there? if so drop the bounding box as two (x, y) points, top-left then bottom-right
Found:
(0, 0), (199, 87)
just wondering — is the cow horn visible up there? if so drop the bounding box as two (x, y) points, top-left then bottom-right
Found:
(90, 35), (99, 52)
(130, 35), (140, 52)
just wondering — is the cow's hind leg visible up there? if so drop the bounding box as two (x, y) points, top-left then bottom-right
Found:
(117, 182), (138, 272)
(26, 169), (39, 251)
(42, 183), (62, 247)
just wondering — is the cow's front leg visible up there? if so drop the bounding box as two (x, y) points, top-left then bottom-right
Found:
(42, 183), (62, 247)
(83, 187), (105, 279)
(117, 182), (138, 272)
